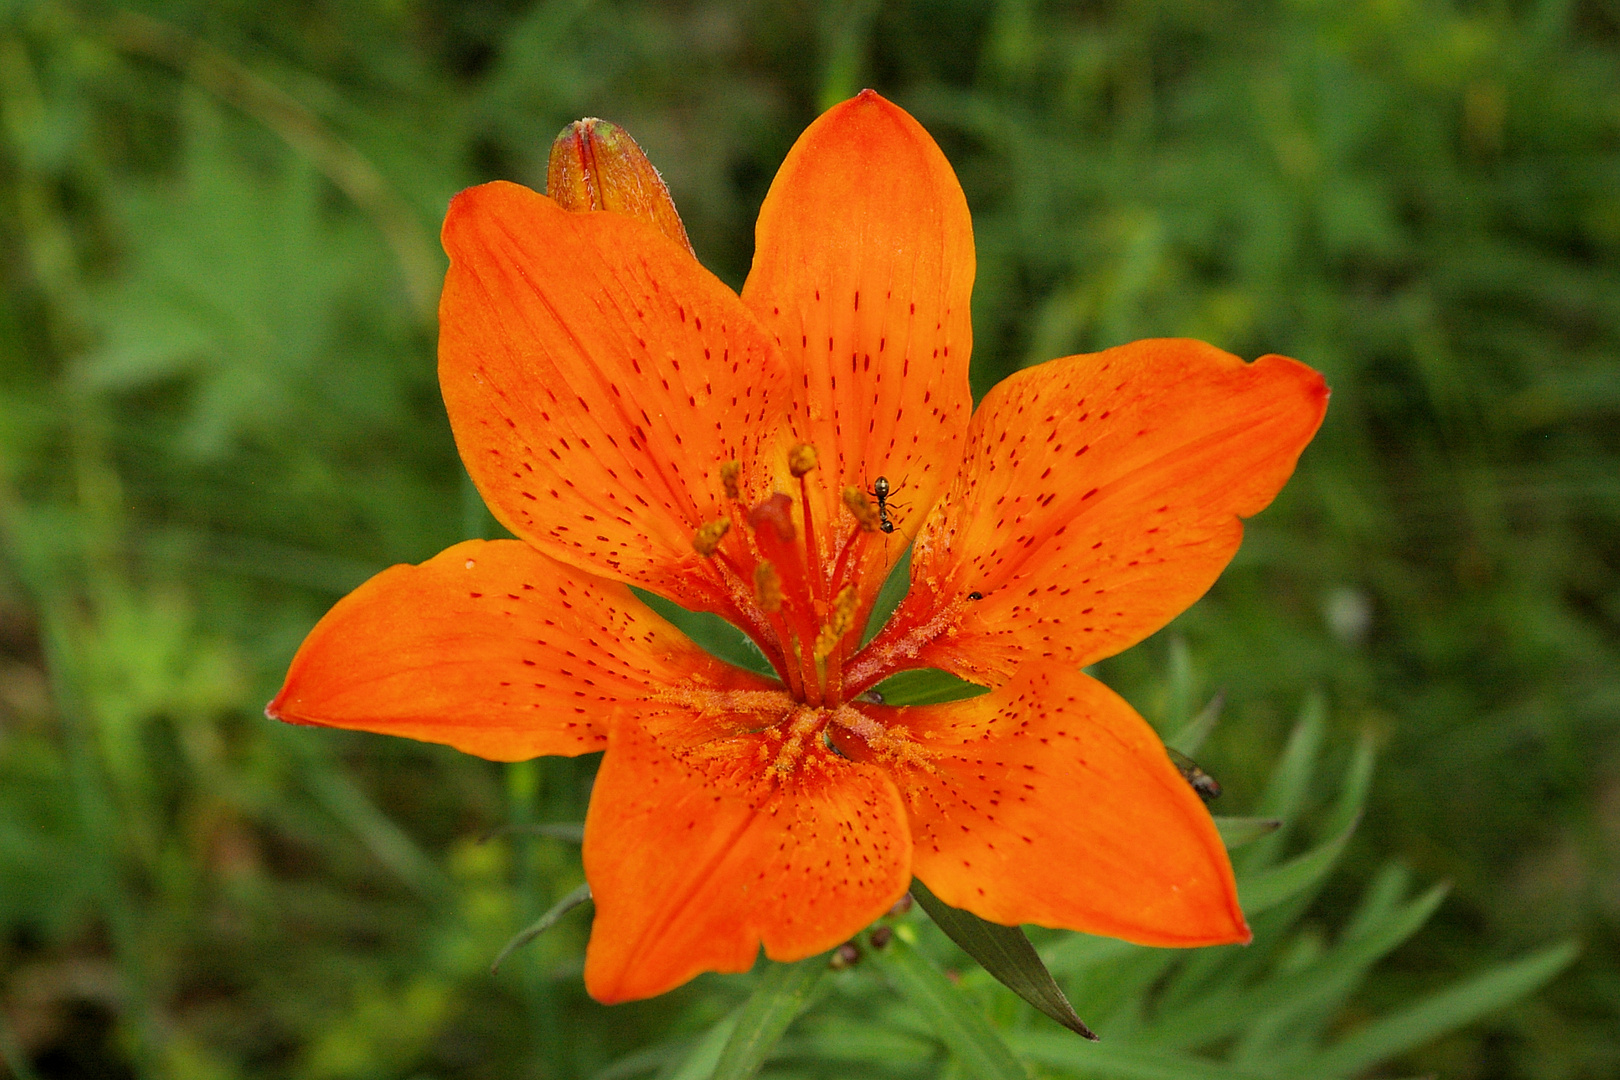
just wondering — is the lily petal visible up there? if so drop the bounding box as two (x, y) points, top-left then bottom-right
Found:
(583, 713), (912, 1002)
(268, 540), (759, 761)
(895, 339), (1327, 683)
(440, 182), (793, 613)
(895, 661), (1248, 946)
(742, 90), (974, 582)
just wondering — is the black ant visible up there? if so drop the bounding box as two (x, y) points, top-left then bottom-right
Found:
(867, 475), (905, 534)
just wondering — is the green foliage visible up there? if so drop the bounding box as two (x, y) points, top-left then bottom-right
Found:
(2, 0), (1616, 1077)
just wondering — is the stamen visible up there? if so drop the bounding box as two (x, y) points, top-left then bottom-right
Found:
(754, 562), (784, 613)
(842, 485), (881, 532)
(813, 586), (859, 662)
(788, 443), (819, 478)
(692, 518), (730, 556)
(720, 459), (742, 500)
(792, 445), (826, 605)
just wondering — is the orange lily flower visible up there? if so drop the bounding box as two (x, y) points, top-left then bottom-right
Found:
(268, 91), (1328, 1003)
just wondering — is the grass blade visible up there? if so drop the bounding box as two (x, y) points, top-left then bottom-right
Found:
(662, 1016), (739, 1080)
(871, 935), (1029, 1080)
(1213, 816), (1281, 849)
(1237, 816), (1357, 916)
(711, 956), (827, 1080)
(490, 882), (592, 973)
(1012, 1031), (1276, 1079)
(1306, 940), (1580, 1076)
(911, 880), (1096, 1039)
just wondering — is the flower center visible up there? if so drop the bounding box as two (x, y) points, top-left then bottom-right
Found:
(689, 444), (897, 708)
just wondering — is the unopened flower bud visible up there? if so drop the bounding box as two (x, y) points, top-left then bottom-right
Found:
(788, 443), (819, 478)
(548, 119), (694, 255)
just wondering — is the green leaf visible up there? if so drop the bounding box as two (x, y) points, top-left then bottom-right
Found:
(1152, 883), (1450, 1052)
(490, 882), (592, 973)
(662, 1016), (739, 1080)
(1167, 692), (1225, 756)
(1213, 816), (1282, 849)
(910, 880), (1096, 1039)
(870, 935), (1029, 1080)
(1011, 1031), (1277, 1079)
(484, 821), (585, 844)
(1305, 940), (1580, 1077)
(1238, 696), (1326, 873)
(710, 956), (827, 1080)
(1237, 815), (1357, 916)
(861, 545), (912, 644)
(869, 668), (991, 706)
(633, 588), (777, 678)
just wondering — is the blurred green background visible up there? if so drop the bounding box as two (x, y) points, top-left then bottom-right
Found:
(1, 0), (1617, 1077)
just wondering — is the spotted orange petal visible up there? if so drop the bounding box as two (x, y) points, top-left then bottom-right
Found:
(440, 182), (793, 613)
(893, 661), (1247, 946)
(267, 540), (754, 761)
(893, 340), (1328, 684)
(741, 90), (975, 590)
(582, 712), (911, 1002)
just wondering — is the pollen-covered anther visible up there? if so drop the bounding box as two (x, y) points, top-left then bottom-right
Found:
(754, 562), (784, 613)
(788, 443), (820, 478)
(814, 585), (860, 661)
(719, 460), (742, 501)
(691, 518), (731, 556)
(842, 486), (880, 531)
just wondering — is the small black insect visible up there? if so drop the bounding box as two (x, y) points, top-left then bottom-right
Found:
(1167, 748), (1222, 803)
(967, 591), (983, 601)
(868, 475), (897, 534)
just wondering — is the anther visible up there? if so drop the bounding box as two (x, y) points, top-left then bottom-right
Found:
(813, 586), (860, 661)
(842, 486), (880, 531)
(754, 562), (784, 613)
(789, 443), (819, 478)
(720, 460), (742, 500)
(692, 519), (730, 556)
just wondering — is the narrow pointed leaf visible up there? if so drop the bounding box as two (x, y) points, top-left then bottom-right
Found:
(1152, 883), (1451, 1051)
(665, 1015), (739, 1080)
(1237, 816), (1357, 916)
(1168, 692), (1225, 756)
(491, 882), (592, 973)
(1213, 816), (1281, 849)
(870, 935), (1029, 1080)
(870, 667), (990, 706)
(711, 956), (827, 1080)
(1305, 940), (1579, 1077)
(484, 821), (585, 844)
(911, 880), (1097, 1039)
(1012, 1032), (1277, 1080)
